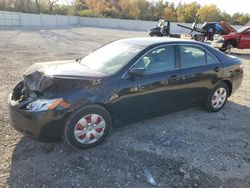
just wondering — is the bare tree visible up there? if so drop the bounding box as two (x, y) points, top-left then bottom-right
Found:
(49, 0), (59, 14)
(35, 0), (40, 13)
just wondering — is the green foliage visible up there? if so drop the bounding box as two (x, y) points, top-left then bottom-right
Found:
(198, 4), (221, 22)
(78, 9), (100, 17)
(75, 0), (86, 12)
(220, 11), (231, 22)
(163, 2), (177, 22)
(231, 13), (250, 25)
(0, 0), (249, 25)
(176, 2), (200, 23)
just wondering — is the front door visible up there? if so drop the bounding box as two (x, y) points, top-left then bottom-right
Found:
(111, 45), (182, 121)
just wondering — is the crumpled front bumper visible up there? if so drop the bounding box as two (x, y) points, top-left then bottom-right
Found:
(9, 93), (69, 142)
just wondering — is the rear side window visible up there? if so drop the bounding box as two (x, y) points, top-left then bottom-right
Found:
(179, 46), (206, 68)
(206, 51), (220, 64)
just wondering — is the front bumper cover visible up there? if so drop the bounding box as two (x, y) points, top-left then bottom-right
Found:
(9, 93), (69, 142)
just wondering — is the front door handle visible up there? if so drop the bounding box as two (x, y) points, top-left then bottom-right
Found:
(213, 67), (221, 72)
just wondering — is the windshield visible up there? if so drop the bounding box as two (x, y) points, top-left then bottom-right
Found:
(80, 41), (144, 75)
(237, 26), (249, 33)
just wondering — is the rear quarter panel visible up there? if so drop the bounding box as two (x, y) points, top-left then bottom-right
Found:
(221, 55), (243, 94)
(202, 44), (243, 94)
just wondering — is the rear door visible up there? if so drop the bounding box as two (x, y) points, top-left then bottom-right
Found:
(177, 45), (223, 105)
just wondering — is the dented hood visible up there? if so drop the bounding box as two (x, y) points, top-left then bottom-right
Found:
(23, 60), (106, 92)
(24, 60), (107, 78)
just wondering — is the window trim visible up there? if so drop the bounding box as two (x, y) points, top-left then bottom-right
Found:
(177, 44), (221, 69)
(206, 50), (220, 65)
(122, 44), (177, 78)
(178, 45), (206, 69)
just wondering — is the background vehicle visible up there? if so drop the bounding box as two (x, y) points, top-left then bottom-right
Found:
(213, 26), (250, 51)
(148, 19), (180, 38)
(177, 15), (236, 42)
(9, 38), (243, 149)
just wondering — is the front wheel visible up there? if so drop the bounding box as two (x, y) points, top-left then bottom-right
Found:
(64, 105), (112, 149)
(206, 83), (229, 112)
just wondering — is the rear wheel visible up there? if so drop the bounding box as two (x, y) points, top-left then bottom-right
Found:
(150, 34), (158, 37)
(220, 41), (233, 52)
(64, 105), (112, 149)
(206, 83), (229, 112)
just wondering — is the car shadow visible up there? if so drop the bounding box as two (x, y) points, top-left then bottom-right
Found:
(6, 101), (250, 188)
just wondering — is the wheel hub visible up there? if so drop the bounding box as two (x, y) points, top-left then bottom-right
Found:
(212, 88), (227, 109)
(74, 114), (106, 144)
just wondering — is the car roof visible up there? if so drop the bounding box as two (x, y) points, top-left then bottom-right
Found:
(119, 37), (198, 47)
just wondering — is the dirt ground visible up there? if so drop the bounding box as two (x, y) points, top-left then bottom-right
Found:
(0, 27), (250, 188)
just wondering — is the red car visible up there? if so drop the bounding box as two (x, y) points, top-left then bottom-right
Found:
(213, 25), (250, 51)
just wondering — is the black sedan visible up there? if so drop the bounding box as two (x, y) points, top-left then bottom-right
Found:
(9, 38), (243, 149)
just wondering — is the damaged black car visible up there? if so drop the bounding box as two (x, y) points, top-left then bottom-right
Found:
(9, 38), (243, 149)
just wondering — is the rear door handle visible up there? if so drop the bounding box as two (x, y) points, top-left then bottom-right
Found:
(213, 67), (221, 72)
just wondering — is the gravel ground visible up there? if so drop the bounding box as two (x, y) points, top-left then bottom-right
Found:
(0, 27), (250, 188)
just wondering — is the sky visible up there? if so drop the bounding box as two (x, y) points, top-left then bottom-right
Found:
(57, 0), (73, 5)
(58, 0), (250, 15)
(152, 0), (250, 15)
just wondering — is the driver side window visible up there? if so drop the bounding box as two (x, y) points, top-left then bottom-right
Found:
(133, 46), (176, 74)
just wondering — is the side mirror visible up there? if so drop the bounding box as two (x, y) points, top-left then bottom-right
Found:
(128, 67), (146, 77)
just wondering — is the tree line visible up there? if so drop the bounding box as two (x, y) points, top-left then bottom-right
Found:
(0, 0), (249, 25)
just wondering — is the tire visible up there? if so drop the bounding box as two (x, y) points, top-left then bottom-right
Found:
(220, 41), (232, 52)
(196, 35), (205, 42)
(64, 105), (112, 149)
(150, 34), (158, 37)
(206, 83), (229, 112)
(219, 48), (227, 52)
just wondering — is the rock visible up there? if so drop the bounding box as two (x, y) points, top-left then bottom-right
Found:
(179, 167), (186, 175)
(184, 173), (191, 180)
(143, 167), (157, 186)
(163, 140), (171, 146)
(84, 156), (89, 161)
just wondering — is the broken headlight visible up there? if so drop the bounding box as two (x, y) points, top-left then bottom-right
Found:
(26, 98), (63, 111)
